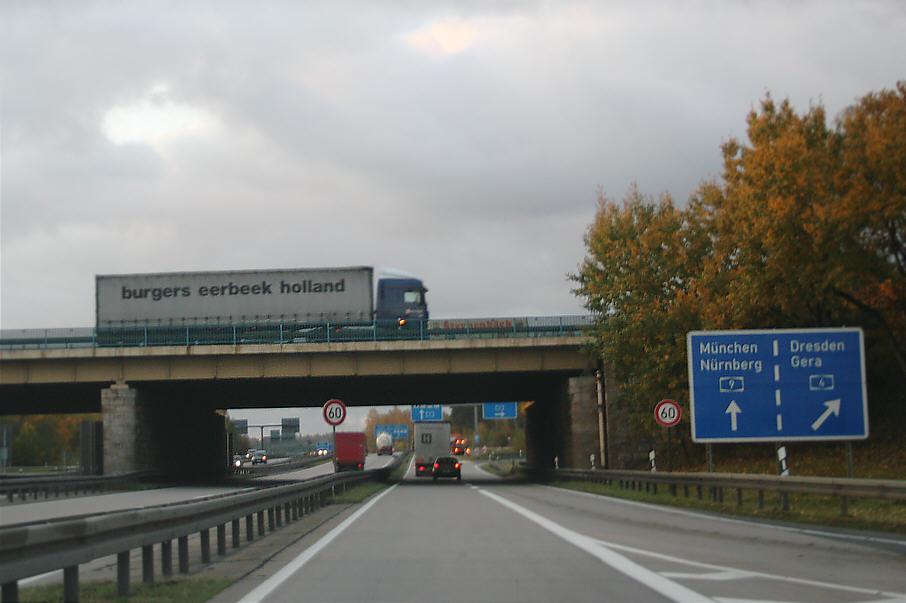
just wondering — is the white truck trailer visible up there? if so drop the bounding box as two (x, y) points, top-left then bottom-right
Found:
(413, 422), (451, 478)
(96, 266), (428, 326)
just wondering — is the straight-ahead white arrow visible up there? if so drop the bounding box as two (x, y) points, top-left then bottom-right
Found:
(811, 399), (841, 431)
(725, 401), (742, 432)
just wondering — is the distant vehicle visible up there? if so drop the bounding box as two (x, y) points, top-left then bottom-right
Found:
(251, 450), (267, 464)
(334, 432), (366, 471)
(414, 422), (451, 477)
(244, 449), (256, 460)
(375, 431), (394, 455)
(232, 455), (243, 469)
(450, 433), (467, 455)
(432, 456), (461, 481)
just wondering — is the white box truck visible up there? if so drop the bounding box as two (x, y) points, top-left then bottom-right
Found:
(413, 422), (451, 478)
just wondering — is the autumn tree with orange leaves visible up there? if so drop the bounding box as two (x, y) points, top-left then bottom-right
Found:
(575, 83), (905, 457)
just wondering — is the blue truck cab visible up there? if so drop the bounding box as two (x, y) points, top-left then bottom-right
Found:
(375, 277), (429, 322)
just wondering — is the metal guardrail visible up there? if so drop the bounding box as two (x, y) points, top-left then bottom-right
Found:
(554, 468), (906, 515)
(0, 316), (592, 349)
(0, 472), (154, 504)
(0, 462), (398, 601)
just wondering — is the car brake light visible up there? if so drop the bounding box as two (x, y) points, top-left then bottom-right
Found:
(418, 466), (424, 472)
(454, 463), (460, 469)
(433, 462), (439, 469)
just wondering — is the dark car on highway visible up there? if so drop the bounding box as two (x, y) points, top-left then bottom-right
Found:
(251, 450), (268, 464)
(432, 456), (461, 481)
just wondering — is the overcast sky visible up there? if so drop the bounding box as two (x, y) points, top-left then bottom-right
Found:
(3, 2), (904, 434)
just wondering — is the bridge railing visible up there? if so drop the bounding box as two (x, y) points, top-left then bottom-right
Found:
(0, 315), (593, 349)
(0, 463), (399, 601)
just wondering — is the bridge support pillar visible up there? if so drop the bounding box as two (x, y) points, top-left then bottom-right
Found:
(101, 383), (228, 477)
(102, 383), (154, 475)
(561, 375), (599, 469)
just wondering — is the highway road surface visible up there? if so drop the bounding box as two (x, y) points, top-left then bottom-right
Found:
(218, 459), (906, 603)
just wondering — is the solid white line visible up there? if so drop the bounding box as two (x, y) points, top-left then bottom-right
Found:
(474, 486), (712, 603)
(238, 484), (397, 603)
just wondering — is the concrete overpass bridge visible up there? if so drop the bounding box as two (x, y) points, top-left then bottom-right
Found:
(1, 317), (604, 477)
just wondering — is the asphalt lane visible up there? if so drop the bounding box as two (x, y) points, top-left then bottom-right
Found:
(231, 462), (905, 603)
(245, 466), (672, 603)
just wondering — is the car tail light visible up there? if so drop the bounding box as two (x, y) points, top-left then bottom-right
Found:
(433, 463), (439, 469)
(454, 463), (460, 469)
(418, 466), (424, 472)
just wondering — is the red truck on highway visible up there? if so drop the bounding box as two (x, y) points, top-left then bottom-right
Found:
(334, 432), (366, 472)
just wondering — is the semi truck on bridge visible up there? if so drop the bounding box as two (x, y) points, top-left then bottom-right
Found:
(95, 266), (428, 327)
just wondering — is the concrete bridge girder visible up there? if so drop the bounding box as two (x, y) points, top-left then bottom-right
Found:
(1, 337), (600, 476)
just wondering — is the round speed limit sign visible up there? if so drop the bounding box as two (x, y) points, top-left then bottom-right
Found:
(654, 399), (682, 428)
(323, 399), (347, 426)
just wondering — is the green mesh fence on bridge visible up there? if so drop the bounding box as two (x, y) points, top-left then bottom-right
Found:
(0, 316), (592, 349)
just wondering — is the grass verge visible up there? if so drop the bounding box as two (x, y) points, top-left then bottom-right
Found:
(19, 577), (234, 603)
(552, 479), (906, 535)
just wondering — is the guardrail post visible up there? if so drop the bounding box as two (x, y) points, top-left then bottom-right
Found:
(217, 524), (226, 556)
(246, 515), (255, 541)
(268, 507), (276, 530)
(232, 519), (241, 548)
(1, 581), (18, 603)
(276, 504), (283, 527)
(142, 544), (154, 583)
(178, 536), (189, 573)
(737, 488), (743, 507)
(758, 490), (764, 509)
(257, 510), (265, 536)
(201, 529), (211, 563)
(161, 540), (173, 577)
(117, 551), (130, 597)
(63, 566), (78, 602)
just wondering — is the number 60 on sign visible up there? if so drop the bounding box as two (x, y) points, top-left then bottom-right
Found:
(655, 399), (682, 428)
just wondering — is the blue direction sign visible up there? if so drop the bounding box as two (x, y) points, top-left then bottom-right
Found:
(411, 404), (443, 422)
(687, 328), (868, 442)
(483, 402), (518, 419)
(375, 424), (410, 439)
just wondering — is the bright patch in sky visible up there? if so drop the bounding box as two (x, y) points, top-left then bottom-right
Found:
(102, 84), (217, 145)
(404, 18), (479, 56)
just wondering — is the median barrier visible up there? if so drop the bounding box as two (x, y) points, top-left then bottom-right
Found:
(0, 460), (398, 602)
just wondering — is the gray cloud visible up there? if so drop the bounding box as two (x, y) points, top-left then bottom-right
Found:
(2, 1), (905, 328)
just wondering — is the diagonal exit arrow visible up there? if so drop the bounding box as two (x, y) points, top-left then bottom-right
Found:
(811, 399), (841, 431)
(725, 401), (742, 431)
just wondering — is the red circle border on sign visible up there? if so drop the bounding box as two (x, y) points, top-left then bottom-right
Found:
(654, 399), (682, 428)
(323, 399), (347, 426)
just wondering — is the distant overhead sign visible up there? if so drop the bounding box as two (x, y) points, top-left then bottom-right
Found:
(482, 402), (518, 419)
(688, 328), (868, 442)
(375, 424), (410, 439)
(233, 419), (248, 435)
(411, 404), (443, 421)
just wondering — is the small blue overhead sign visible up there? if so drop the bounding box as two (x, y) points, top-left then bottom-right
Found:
(411, 404), (443, 422)
(375, 424), (410, 439)
(483, 402), (518, 419)
(688, 328), (868, 443)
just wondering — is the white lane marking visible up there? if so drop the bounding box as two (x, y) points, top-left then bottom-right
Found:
(661, 571), (751, 581)
(473, 486), (712, 603)
(597, 538), (906, 600)
(541, 484), (906, 548)
(238, 484), (397, 603)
